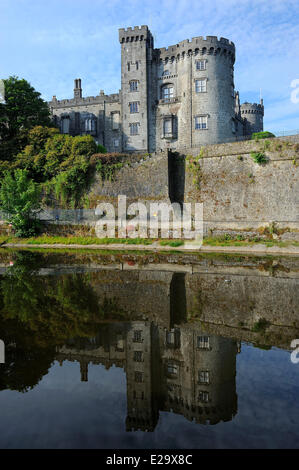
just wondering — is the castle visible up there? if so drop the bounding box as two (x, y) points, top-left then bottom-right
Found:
(49, 25), (264, 153)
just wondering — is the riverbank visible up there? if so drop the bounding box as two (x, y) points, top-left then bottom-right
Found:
(2, 239), (299, 256)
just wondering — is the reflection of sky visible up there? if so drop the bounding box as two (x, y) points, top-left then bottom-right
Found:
(0, 344), (299, 449)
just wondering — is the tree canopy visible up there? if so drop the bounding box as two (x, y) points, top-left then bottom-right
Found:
(0, 76), (52, 161)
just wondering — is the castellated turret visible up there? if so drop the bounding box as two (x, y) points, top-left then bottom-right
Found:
(241, 100), (264, 135)
(119, 26), (154, 152)
(152, 36), (236, 150)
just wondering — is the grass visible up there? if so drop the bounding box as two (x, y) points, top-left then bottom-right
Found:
(159, 240), (184, 247)
(0, 235), (298, 249)
(0, 235), (154, 246)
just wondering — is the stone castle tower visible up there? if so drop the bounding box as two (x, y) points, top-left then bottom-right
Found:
(49, 25), (264, 152)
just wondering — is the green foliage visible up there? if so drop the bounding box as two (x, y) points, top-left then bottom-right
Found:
(0, 169), (41, 236)
(252, 318), (270, 332)
(95, 159), (125, 181)
(250, 151), (268, 165)
(96, 144), (107, 153)
(14, 129), (97, 207)
(53, 158), (92, 208)
(186, 154), (202, 189)
(252, 131), (275, 140)
(0, 77), (52, 161)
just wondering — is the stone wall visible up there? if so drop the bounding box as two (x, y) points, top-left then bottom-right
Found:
(181, 136), (299, 233)
(85, 135), (299, 236)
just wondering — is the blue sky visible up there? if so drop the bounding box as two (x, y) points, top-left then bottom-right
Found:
(0, 0), (298, 133)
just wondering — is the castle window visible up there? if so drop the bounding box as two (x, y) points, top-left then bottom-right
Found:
(130, 122), (139, 135)
(135, 371), (143, 383)
(195, 116), (208, 130)
(195, 79), (207, 93)
(129, 102), (139, 113)
(197, 335), (210, 348)
(198, 391), (209, 403)
(130, 80), (138, 92)
(85, 118), (96, 133)
(61, 117), (70, 134)
(133, 351), (143, 362)
(166, 328), (180, 348)
(196, 60), (206, 70)
(167, 363), (178, 375)
(164, 118), (172, 136)
(136, 61), (139, 70)
(162, 70), (170, 76)
(161, 84), (174, 101)
(231, 85), (235, 97)
(133, 330), (142, 342)
(113, 139), (119, 148)
(198, 370), (210, 384)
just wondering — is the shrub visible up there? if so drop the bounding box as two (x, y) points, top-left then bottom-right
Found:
(0, 169), (41, 237)
(96, 144), (107, 153)
(250, 152), (268, 165)
(252, 131), (275, 140)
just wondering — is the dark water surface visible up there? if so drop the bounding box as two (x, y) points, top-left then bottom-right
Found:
(0, 250), (298, 449)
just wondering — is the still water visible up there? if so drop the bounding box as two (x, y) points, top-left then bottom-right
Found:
(0, 250), (298, 449)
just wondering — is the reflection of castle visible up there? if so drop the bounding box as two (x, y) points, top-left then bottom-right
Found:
(56, 321), (238, 432)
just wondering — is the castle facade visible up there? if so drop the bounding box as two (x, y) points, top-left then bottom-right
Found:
(49, 25), (264, 153)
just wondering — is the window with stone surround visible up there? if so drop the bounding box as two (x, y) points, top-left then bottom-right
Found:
(196, 60), (206, 70)
(133, 351), (143, 362)
(167, 363), (178, 374)
(129, 101), (139, 113)
(129, 122), (139, 135)
(198, 391), (209, 403)
(195, 115), (208, 130)
(133, 330), (142, 342)
(161, 84), (174, 101)
(195, 79), (207, 93)
(135, 371), (143, 383)
(198, 370), (210, 384)
(130, 80), (138, 92)
(197, 335), (210, 348)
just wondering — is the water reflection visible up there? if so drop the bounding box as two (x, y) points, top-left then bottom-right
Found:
(0, 250), (298, 436)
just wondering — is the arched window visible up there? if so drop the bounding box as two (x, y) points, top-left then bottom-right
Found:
(161, 84), (174, 101)
(85, 118), (96, 132)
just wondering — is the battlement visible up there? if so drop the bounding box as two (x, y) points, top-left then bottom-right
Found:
(241, 101), (264, 115)
(156, 35), (235, 62)
(119, 25), (152, 43)
(49, 92), (120, 107)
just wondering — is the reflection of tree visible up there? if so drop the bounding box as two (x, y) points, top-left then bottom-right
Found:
(0, 251), (111, 392)
(0, 251), (103, 348)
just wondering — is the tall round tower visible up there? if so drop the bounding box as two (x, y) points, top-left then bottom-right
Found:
(153, 35), (236, 149)
(240, 100), (264, 136)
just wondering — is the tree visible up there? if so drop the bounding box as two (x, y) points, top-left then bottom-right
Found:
(0, 169), (41, 236)
(0, 76), (53, 161)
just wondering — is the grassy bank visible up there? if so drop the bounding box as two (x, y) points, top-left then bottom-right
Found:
(0, 235), (298, 249)
(0, 235), (184, 247)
